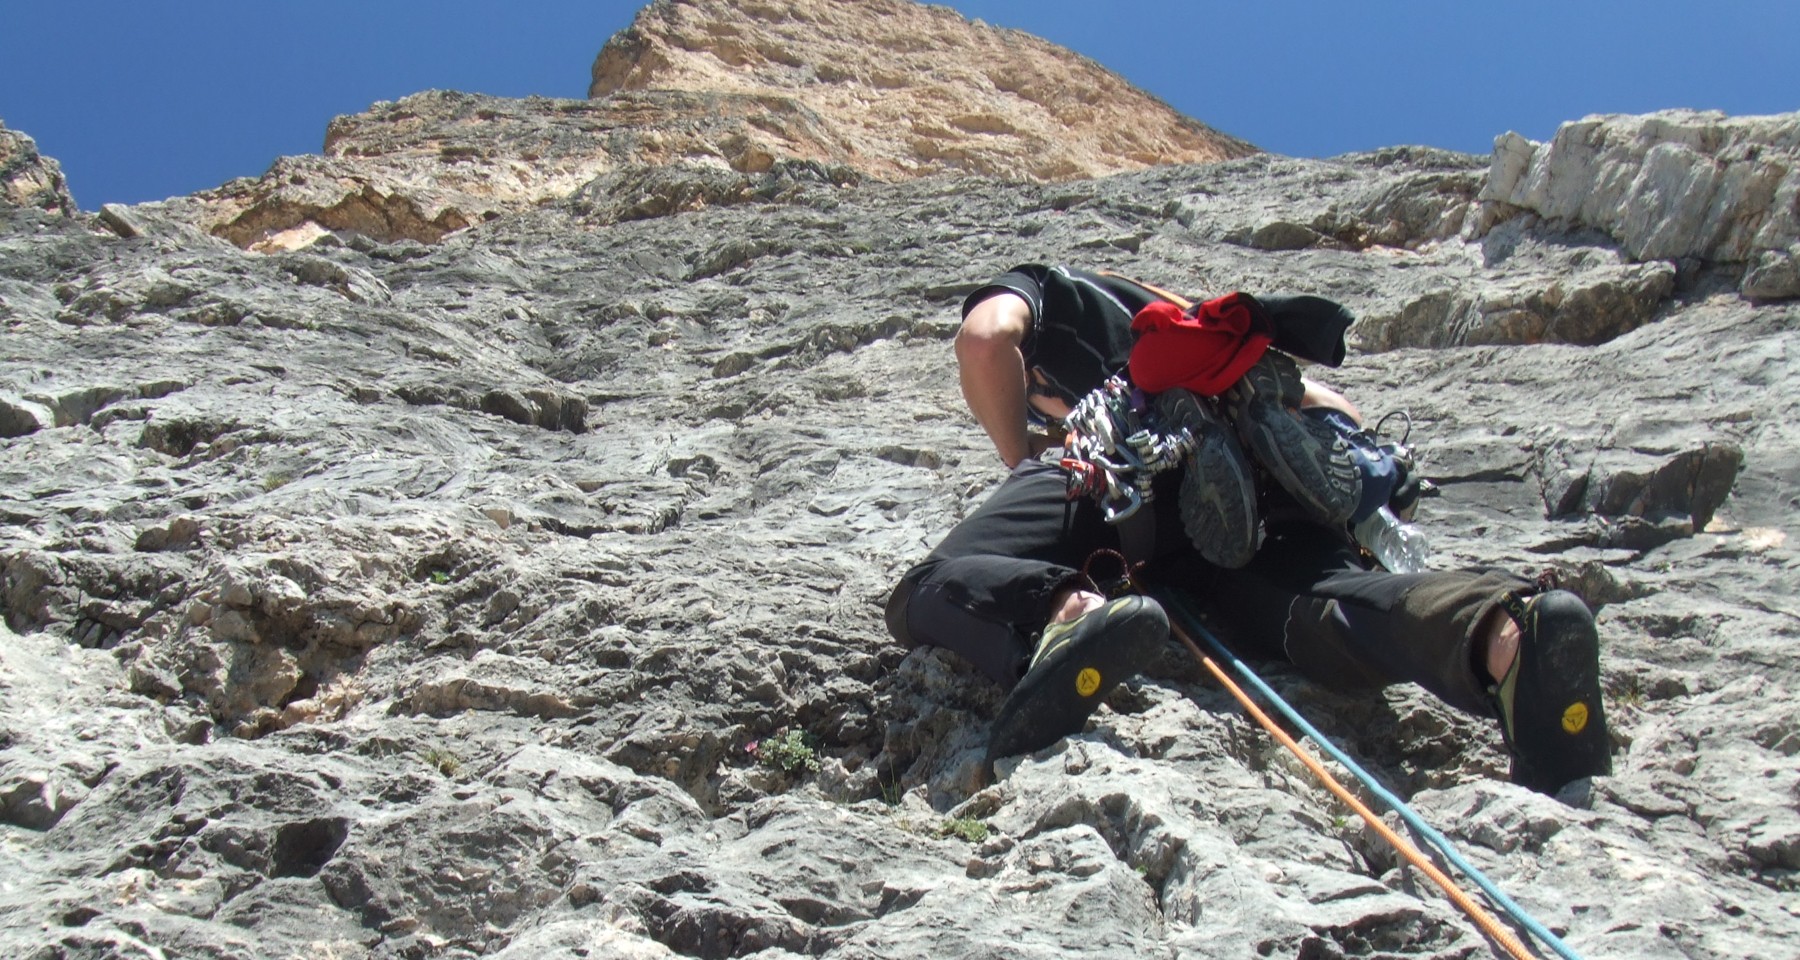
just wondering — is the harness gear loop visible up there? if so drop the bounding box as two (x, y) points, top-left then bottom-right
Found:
(1373, 408), (1414, 449)
(1081, 549), (1138, 598)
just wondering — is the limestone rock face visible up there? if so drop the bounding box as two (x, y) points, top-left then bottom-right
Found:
(588, 0), (1255, 181)
(152, 0), (1251, 251)
(4, 11), (1800, 960)
(1480, 110), (1800, 299)
(0, 121), (75, 216)
(5, 113), (1799, 957)
(180, 89), (852, 250)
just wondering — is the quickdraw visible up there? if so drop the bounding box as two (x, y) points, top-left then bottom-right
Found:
(1058, 377), (1196, 524)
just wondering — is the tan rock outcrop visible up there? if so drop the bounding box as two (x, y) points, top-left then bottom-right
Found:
(589, 0), (1254, 181)
(0, 121), (76, 217)
(148, 0), (1252, 250)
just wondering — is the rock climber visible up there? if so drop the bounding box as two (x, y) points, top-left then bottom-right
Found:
(884, 263), (1611, 797)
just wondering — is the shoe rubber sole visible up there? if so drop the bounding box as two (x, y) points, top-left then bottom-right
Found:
(1499, 590), (1611, 794)
(986, 595), (1169, 764)
(1156, 388), (1258, 569)
(1228, 352), (1362, 526)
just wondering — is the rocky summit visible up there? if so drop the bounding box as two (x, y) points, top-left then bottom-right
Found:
(155, 0), (1249, 255)
(1, 2), (1797, 958)
(0, 122), (75, 219)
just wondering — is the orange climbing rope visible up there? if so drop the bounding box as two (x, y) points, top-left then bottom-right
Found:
(1162, 614), (1541, 960)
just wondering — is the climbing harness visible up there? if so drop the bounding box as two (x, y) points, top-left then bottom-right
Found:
(1144, 583), (1588, 960)
(1059, 376), (1195, 524)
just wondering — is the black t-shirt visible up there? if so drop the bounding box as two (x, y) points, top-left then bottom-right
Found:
(961, 264), (1172, 406)
(962, 263), (1354, 406)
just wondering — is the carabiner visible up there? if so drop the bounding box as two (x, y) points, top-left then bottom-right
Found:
(1101, 474), (1144, 523)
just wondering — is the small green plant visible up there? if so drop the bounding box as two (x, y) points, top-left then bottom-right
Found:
(421, 748), (461, 776)
(879, 772), (905, 808)
(748, 728), (819, 776)
(263, 472), (292, 492)
(430, 570), (451, 585)
(938, 816), (989, 844)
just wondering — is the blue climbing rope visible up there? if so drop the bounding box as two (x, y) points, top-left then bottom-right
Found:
(1151, 586), (1588, 960)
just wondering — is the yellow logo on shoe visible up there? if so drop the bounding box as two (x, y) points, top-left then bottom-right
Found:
(1562, 702), (1589, 734)
(1076, 668), (1102, 697)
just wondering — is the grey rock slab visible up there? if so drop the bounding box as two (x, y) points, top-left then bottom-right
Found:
(3, 107), (1800, 958)
(1480, 110), (1800, 299)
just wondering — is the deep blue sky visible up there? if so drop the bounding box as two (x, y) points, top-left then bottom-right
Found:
(3, 1), (1794, 209)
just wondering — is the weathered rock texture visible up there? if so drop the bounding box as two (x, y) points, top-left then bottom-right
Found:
(148, 0), (1250, 252)
(1481, 110), (1800, 300)
(0, 121), (76, 217)
(171, 89), (867, 252)
(588, 0), (1254, 180)
(3, 6), (1800, 960)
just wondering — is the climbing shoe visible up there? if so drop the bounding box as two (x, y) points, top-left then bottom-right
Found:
(986, 595), (1169, 764)
(1156, 388), (1259, 568)
(1223, 350), (1362, 526)
(1491, 590), (1612, 795)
